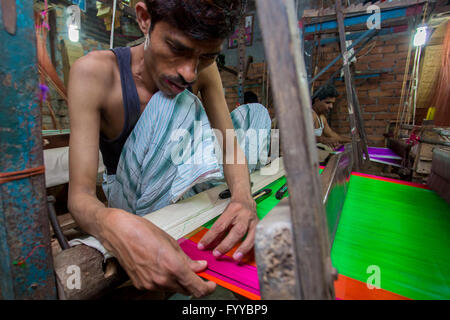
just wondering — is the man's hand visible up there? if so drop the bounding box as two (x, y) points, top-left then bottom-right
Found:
(197, 195), (258, 261)
(326, 139), (341, 150)
(318, 136), (341, 150)
(98, 208), (216, 298)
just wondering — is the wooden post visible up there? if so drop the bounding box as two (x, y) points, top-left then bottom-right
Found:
(54, 246), (128, 300)
(350, 69), (370, 162)
(0, 1), (57, 299)
(237, 0), (248, 105)
(335, 0), (362, 170)
(256, 0), (334, 299)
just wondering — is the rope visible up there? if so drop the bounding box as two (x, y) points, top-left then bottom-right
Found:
(0, 166), (45, 185)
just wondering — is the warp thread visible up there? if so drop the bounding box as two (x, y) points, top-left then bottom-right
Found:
(13, 244), (46, 268)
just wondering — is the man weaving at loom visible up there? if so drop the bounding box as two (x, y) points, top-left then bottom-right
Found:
(67, 0), (271, 298)
(311, 84), (352, 162)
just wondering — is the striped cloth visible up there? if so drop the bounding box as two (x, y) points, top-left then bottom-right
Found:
(70, 90), (271, 257)
(102, 90), (271, 216)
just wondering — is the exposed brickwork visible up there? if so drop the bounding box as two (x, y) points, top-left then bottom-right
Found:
(219, 62), (274, 117)
(313, 32), (414, 147)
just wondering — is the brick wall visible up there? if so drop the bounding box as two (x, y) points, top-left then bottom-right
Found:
(220, 62), (275, 118)
(219, 32), (417, 147)
(313, 32), (413, 147)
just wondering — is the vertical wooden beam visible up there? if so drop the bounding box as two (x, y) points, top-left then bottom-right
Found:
(256, 0), (334, 299)
(237, 0), (248, 105)
(0, 1), (57, 299)
(335, 0), (362, 170)
(350, 66), (370, 162)
(1, 0), (16, 34)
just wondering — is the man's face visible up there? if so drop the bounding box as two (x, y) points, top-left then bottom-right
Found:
(316, 97), (336, 114)
(144, 21), (223, 98)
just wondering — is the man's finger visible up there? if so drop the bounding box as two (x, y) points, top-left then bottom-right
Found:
(212, 219), (248, 258)
(233, 221), (257, 261)
(188, 259), (208, 273)
(153, 277), (192, 296)
(197, 214), (232, 250)
(178, 268), (217, 298)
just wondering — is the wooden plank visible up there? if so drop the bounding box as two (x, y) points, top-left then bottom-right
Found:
(257, 0), (334, 299)
(303, 0), (428, 18)
(0, 0), (56, 299)
(57, 213), (78, 231)
(237, 1), (248, 105)
(336, 0), (361, 170)
(54, 245), (127, 300)
(351, 73), (370, 162)
(417, 160), (432, 174)
(419, 143), (434, 161)
(42, 133), (70, 150)
(1, 0), (16, 34)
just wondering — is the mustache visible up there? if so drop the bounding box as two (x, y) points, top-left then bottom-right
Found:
(164, 75), (195, 88)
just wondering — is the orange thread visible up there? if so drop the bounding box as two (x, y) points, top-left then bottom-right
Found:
(0, 166), (45, 184)
(198, 272), (261, 300)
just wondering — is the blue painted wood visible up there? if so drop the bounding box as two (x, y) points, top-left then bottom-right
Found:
(0, 1), (57, 299)
(305, 7), (409, 33)
(310, 25), (408, 46)
(335, 74), (382, 81)
(309, 28), (376, 84)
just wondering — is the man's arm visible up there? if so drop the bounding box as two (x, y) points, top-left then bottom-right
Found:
(67, 54), (112, 239)
(322, 116), (352, 144)
(67, 53), (215, 297)
(313, 111), (340, 148)
(195, 62), (258, 261)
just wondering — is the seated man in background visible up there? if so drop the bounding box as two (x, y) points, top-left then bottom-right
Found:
(313, 84), (351, 147)
(312, 84), (351, 162)
(244, 91), (258, 104)
(243, 91), (277, 129)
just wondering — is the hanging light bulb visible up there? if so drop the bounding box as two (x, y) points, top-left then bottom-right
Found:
(67, 5), (81, 42)
(413, 25), (428, 47)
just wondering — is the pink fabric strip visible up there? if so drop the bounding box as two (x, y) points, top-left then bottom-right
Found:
(351, 172), (429, 189)
(179, 238), (260, 296)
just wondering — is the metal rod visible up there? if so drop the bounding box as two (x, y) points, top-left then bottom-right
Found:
(335, 0), (362, 170)
(312, 29), (379, 100)
(309, 28), (376, 84)
(47, 196), (71, 250)
(350, 70), (370, 161)
(109, 0), (118, 49)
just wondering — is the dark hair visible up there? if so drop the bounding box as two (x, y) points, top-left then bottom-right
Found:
(244, 91), (258, 104)
(314, 84), (339, 103)
(145, 0), (242, 40)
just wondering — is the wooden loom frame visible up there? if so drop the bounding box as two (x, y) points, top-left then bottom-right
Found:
(54, 0), (352, 300)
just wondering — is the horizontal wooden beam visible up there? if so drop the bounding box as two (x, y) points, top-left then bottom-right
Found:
(304, 4), (424, 34)
(303, 0), (428, 18)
